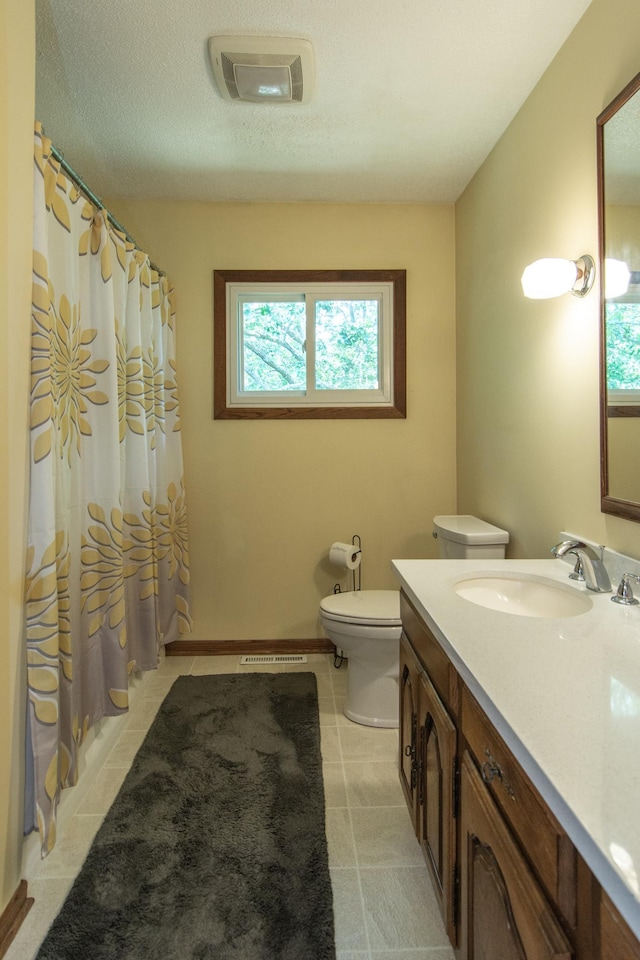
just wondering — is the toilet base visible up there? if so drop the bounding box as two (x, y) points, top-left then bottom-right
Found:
(343, 665), (399, 728)
(343, 705), (398, 728)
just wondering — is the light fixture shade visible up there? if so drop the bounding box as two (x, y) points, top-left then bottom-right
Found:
(233, 64), (292, 102)
(521, 255), (595, 299)
(521, 258), (578, 299)
(208, 36), (315, 104)
(604, 258), (631, 299)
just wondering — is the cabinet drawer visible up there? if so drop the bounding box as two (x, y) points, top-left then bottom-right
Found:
(400, 592), (458, 715)
(461, 685), (575, 915)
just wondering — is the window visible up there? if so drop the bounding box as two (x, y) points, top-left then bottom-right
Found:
(213, 270), (406, 419)
(606, 272), (640, 417)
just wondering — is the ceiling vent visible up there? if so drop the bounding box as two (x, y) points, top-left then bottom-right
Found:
(208, 35), (315, 105)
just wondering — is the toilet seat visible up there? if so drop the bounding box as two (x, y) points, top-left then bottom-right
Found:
(319, 590), (401, 627)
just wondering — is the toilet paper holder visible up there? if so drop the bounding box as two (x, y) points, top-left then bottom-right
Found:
(331, 535), (361, 671)
(351, 534), (362, 592)
(330, 534), (362, 593)
(351, 533), (362, 590)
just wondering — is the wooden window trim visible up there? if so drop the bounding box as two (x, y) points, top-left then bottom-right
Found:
(213, 269), (406, 420)
(608, 405), (640, 418)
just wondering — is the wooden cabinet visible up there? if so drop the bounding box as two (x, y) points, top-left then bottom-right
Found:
(600, 893), (640, 960)
(461, 685), (577, 928)
(399, 635), (420, 823)
(418, 668), (457, 944)
(398, 589), (640, 960)
(400, 625), (457, 943)
(459, 751), (571, 960)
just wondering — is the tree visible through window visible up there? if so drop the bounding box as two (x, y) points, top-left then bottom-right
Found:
(241, 298), (380, 392)
(315, 300), (379, 390)
(606, 301), (640, 391)
(241, 300), (306, 392)
(213, 270), (406, 420)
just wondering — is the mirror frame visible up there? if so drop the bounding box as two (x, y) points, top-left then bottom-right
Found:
(597, 70), (640, 523)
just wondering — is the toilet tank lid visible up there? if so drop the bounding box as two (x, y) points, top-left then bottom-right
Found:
(433, 514), (509, 545)
(320, 590), (401, 624)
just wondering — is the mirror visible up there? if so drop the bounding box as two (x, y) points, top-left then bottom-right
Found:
(598, 71), (640, 523)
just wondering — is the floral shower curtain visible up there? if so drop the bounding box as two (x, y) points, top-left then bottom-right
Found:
(26, 123), (192, 855)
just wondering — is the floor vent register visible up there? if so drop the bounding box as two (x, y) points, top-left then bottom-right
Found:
(239, 655), (308, 665)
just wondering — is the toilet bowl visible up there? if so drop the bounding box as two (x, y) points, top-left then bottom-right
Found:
(319, 590), (401, 728)
(320, 516), (509, 730)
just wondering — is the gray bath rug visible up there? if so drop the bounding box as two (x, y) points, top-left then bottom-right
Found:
(35, 672), (336, 959)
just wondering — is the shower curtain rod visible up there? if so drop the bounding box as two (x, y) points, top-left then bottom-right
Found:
(48, 142), (165, 277)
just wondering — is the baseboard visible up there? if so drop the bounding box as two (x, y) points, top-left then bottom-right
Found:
(165, 638), (336, 656)
(0, 881), (33, 959)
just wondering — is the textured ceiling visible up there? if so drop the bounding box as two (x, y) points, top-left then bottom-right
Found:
(604, 89), (640, 204)
(36, 0), (593, 203)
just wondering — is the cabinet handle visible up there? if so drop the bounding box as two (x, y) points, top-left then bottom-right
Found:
(481, 749), (516, 801)
(405, 744), (413, 757)
(481, 759), (500, 782)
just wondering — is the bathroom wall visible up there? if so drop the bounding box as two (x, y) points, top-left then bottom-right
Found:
(0, 0), (35, 916)
(608, 418), (639, 502)
(455, 0), (640, 561)
(106, 201), (457, 641)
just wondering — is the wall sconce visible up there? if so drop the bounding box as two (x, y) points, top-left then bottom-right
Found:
(521, 255), (595, 299)
(604, 258), (631, 299)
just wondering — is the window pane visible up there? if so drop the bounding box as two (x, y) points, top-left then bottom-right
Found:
(315, 300), (379, 390)
(241, 301), (306, 391)
(606, 301), (640, 389)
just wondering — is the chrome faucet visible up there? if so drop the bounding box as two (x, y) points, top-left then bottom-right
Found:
(551, 540), (612, 593)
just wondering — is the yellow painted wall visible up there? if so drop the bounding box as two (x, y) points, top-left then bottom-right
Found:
(455, 0), (640, 560)
(107, 201), (456, 641)
(0, 0), (35, 912)
(608, 418), (639, 502)
(605, 205), (640, 269)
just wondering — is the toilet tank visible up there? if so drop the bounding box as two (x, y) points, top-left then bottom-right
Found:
(433, 515), (509, 559)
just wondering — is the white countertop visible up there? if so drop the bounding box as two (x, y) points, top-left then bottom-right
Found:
(391, 557), (640, 938)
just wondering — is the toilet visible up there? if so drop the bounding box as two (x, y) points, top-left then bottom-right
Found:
(320, 590), (402, 728)
(319, 515), (509, 728)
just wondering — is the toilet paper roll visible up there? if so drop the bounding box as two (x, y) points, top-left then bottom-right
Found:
(329, 542), (362, 571)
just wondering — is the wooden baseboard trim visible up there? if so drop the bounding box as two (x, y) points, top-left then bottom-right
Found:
(165, 638), (336, 656)
(0, 881), (34, 959)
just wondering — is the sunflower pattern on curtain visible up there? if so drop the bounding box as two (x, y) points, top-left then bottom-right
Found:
(26, 123), (192, 856)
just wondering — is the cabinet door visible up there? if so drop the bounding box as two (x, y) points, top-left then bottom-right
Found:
(399, 635), (420, 825)
(418, 669), (457, 945)
(459, 752), (571, 960)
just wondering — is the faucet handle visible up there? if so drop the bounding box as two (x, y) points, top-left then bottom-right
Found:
(612, 573), (640, 606)
(568, 554), (585, 582)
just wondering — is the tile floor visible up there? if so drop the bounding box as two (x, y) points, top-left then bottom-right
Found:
(7, 654), (454, 960)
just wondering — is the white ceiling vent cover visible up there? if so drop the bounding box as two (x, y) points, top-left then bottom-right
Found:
(208, 36), (314, 105)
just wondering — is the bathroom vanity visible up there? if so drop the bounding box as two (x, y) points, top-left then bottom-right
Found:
(392, 558), (640, 960)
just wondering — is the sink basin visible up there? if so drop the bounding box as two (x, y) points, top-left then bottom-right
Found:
(453, 573), (593, 619)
